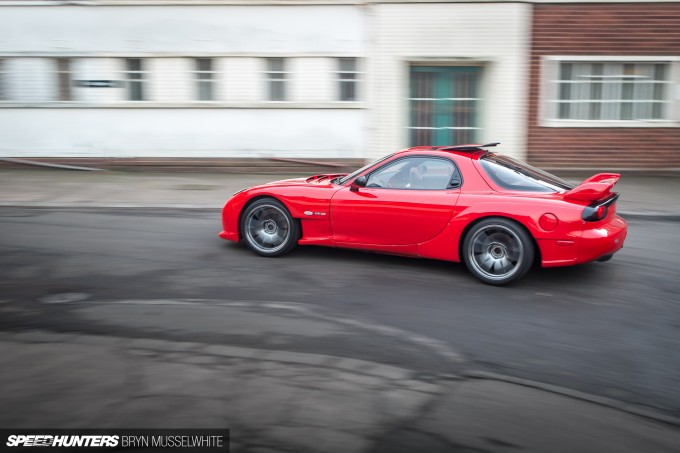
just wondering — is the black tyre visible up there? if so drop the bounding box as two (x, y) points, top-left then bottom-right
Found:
(462, 218), (535, 286)
(241, 198), (300, 257)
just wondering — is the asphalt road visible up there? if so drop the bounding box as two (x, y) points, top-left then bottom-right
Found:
(1, 208), (679, 418)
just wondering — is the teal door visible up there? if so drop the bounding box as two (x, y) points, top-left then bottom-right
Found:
(409, 66), (481, 146)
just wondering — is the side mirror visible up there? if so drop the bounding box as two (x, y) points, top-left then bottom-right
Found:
(350, 175), (368, 192)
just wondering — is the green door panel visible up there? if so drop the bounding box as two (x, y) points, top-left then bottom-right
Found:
(409, 66), (481, 147)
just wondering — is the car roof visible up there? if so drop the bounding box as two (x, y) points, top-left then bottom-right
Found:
(398, 143), (499, 159)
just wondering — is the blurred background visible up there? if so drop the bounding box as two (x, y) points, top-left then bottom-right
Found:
(1, 1), (680, 453)
(1, 0), (679, 170)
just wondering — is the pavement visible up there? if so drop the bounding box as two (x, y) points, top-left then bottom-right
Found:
(1, 167), (680, 452)
(0, 168), (678, 220)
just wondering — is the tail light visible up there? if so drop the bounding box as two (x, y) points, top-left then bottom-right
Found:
(582, 194), (619, 222)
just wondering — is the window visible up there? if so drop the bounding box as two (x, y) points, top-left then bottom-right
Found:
(266, 58), (287, 101)
(551, 60), (671, 122)
(338, 58), (358, 101)
(56, 58), (71, 101)
(0, 58), (54, 103)
(0, 59), (5, 101)
(338, 153), (395, 185)
(480, 153), (575, 193)
(126, 58), (145, 101)
(366, 157), (458, 190)
(195, 58), (215, 101)
(409, 66), (481, 146)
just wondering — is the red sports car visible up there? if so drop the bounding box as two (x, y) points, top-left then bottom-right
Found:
(219, 143), (627, 285)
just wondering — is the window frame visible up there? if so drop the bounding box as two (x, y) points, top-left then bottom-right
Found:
(125, 58), (146, 102)
(56, 58), (72, 102)
(338, 153), (395, 186)
(265, 57), (288, 102)
(363, 155), (463, 191)
(479, 153), (575, 193)
(195, 58), (217, 102)
(337, 57), (360, 102)
(0, 59), (5, 101)
(540, 56), (679, 128)
(0, 55), (365, 109)
(408, 65), (482, 146)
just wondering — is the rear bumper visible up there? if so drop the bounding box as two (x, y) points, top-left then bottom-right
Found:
(577, 214), (627, 263)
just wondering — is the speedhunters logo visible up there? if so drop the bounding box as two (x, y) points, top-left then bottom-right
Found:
(0, 430), (229, 452)
(6, 436), (118, 448)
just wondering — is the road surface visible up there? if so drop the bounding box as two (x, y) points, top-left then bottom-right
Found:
(1, 208), (679, 418)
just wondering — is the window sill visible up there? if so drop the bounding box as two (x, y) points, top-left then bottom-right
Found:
(0, 101), (365, 109)
(540, 119), (678, 128)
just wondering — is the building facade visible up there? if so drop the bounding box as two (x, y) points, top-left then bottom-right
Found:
(0, 2), (366, 159)
(527, 2), (680, 169)
(367, 1), (531, 160)
(0, 0), (678, 168)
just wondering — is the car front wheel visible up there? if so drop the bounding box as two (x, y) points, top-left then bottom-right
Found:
(462, 218), (535, 286)
(241, 198), (299, 257)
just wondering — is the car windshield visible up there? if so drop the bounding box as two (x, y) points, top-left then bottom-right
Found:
(337, 154), (395, 185)
(480, 153), (576, 193)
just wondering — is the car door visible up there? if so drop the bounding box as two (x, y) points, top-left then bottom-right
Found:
(330, 156), (461, 246)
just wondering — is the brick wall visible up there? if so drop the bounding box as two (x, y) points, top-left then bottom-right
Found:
(528, 3), (680, 169)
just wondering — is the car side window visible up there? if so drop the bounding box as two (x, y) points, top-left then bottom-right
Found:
(366, 157), (458, 190)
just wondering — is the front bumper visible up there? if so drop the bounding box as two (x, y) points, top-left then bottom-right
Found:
(219, 230), (239, 242)
(218, 196), (242, 242)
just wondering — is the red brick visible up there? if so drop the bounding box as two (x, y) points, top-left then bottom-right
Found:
(527, 3), (680, 168)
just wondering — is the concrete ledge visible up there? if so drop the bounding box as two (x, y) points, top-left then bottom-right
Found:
(548, 168), (680, 177)
(463, 370), (680, 428)
(0, 203), (221, 210)
(2, 204), (679, 222)
(0, 157), (364, 174)
(1, 330), (418, 382)
(618, 212), (680, 222)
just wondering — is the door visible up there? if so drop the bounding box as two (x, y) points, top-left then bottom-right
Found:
(409, 66), (481, 146)
(331, 156), (461, 246)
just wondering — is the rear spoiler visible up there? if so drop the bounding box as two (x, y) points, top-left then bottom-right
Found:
(563, 173), (620, 202)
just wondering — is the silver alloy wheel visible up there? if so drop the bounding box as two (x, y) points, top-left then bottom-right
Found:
(467, 224), (524, 282)
(244, 204), (291, 254)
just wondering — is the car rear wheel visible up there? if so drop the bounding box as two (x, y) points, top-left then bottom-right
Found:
(241, 198), (299, 257)
(462, 218), (535, 286)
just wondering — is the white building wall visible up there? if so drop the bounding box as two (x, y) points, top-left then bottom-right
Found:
(0, 2), (531, 160)
(0, 4), (364, 158)
(0, 5), (364, 55)
(0, 109), (364, 158)
(369, 2), (532, 160)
